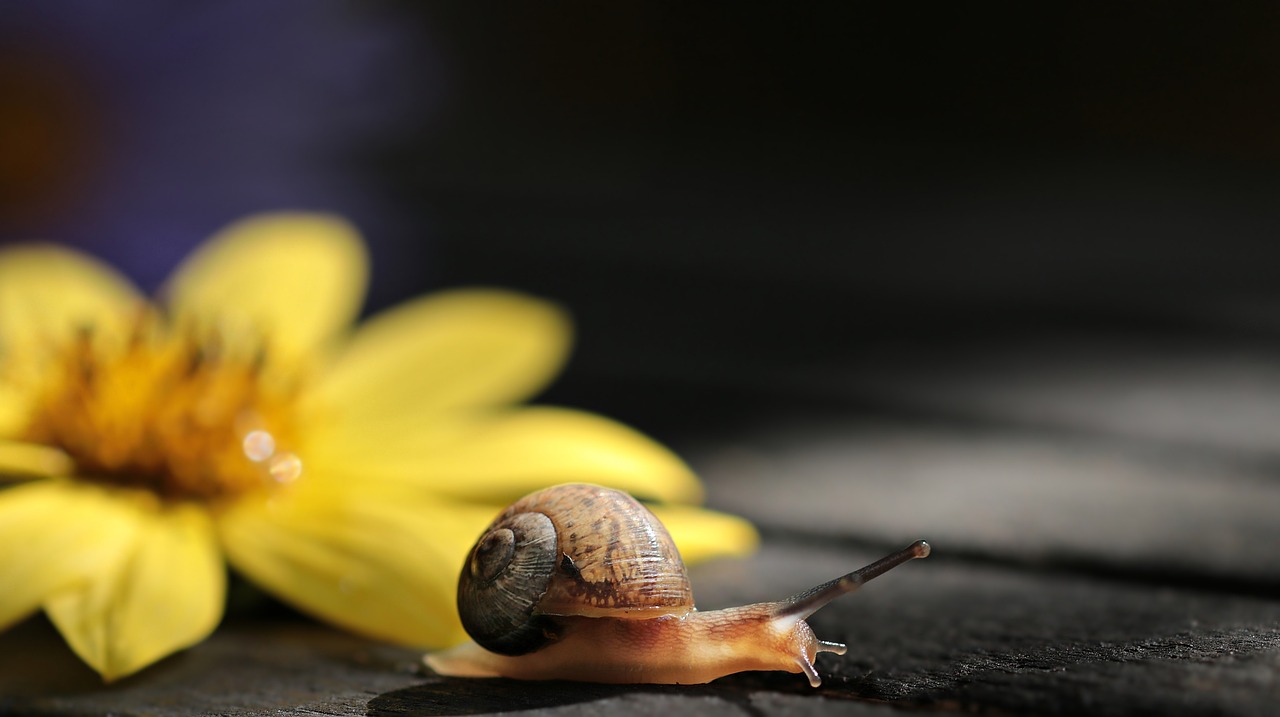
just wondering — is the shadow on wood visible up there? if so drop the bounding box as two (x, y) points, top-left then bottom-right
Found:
(368, 673), (882, 717)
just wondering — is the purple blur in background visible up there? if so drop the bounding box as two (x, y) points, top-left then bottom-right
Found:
(0, 0), (437, 307)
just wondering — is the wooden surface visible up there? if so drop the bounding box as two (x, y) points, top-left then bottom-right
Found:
(3, 330), (1280, 715)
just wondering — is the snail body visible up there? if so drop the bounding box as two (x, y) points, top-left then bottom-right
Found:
(425, 484), (929, 687)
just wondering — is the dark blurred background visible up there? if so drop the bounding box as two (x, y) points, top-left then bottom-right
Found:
(7, 1), (1280, 440)
(394, 3), (1280, 438)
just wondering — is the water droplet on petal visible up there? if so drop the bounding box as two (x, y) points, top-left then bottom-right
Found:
(242, 430), (276, 462)
(269, 452), (302, 483)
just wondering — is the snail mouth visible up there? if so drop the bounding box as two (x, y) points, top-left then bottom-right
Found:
(22, 312), (302, 504)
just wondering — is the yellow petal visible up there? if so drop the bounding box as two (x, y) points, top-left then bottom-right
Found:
(303, 406), (704, 504)
(44, 502), (224, 682)
(0, 381), (31, 439)
(648, 504), (759, 566)
(0, 441), (73, 481)
(217, 486), (494, 648)
(162, 213), (368, 362)
(0, 482), (139, 632)
(304, 289), (570, 421)
(0, 244), (141, 354)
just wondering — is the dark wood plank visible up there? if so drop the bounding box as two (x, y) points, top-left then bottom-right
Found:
(4, 542), (1277, 716)
(692, 543), (1280, 717)
(697, 420), (1280, 588)
(0, 617), (425, 717)
(822, 334), (1280, 455)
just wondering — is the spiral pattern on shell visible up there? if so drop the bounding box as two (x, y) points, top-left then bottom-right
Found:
(456, 484), (695, 656)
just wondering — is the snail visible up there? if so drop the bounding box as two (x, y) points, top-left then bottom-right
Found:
(425, 483), (929, 687)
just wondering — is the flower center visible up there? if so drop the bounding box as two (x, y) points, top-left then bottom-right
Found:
(24, 313), (302, 503)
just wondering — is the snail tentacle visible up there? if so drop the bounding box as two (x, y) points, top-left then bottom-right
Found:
(774, 540), (931, 621)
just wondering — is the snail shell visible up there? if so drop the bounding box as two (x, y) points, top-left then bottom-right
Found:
(458, 484), (692, 655)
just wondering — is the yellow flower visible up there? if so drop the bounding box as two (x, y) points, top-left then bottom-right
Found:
(0, 213), (757, 681)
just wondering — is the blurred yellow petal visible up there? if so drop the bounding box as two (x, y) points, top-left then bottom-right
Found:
(44, 503), (224, 682)
(293, 408), (472, 496)
(414, 408), (704, 503)
(304, 289), (570, 421)
(163, 213), (368, 362)
(0, 382), (30, 439)
(0, 244), (141, 353)
(218, 486), (495, 648)
(648, 503), (760, 566)
(0, 441), (73, 481)
(304, 406), (704, 504)
(0, 482), (139, 631)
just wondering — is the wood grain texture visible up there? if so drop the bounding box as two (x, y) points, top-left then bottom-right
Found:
(698, 420), (1280, 587)
(3, 541), (1277, 716)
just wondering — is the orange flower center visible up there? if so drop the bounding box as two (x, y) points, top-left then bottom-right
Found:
(24, 314), (302, 503)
